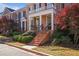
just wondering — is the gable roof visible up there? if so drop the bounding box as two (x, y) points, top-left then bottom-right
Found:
(3, 7), (15, 15)
(6, 7), (15, 12)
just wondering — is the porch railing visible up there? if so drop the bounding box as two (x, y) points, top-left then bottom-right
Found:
(31, 24), (51, 32)
(29, 4), (54, 14)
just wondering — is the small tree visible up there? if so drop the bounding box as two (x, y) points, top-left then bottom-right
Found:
(0, 16), (17, 36)
(55, 4), (79, 46)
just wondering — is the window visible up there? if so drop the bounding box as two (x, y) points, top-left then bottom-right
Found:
(47, 3), (53, 9)
(15, 13), (17, 19)
(18, 12), (21, 20)
(61, 3), (64, 8)
(29, 8), (30, 11)
(31, 19), (34, 30)
(23, 11), (26, 17)
(39, 3), (41, 8)
(45, 3), (47, 6)
(22, 21), (25, 31)
(10, 14), (11, 20)
(34, 4), (36, 9)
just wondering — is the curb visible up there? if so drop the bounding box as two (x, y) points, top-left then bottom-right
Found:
(6, 43), (50, 56)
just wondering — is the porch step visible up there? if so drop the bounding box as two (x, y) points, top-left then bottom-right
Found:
(30, 30), (51, 46)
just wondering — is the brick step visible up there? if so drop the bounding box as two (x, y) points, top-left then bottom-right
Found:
(34, 35), (44, 39)
(30, 30), (51, 46)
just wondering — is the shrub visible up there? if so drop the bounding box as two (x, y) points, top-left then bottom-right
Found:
(10, 31), (22, 36)
(14, 35), (34, 43)
(52, 27), (71, 45)
(22, 31), (36, 37)
(52, 35), (71, 45)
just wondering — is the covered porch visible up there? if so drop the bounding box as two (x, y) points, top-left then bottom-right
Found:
(29, 13), (54, 33)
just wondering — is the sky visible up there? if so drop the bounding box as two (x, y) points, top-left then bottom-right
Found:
(0, 3), (27, 13)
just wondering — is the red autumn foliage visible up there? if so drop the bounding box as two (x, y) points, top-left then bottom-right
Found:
(55, 4), (79, 31)
(0, 16), (17, 34)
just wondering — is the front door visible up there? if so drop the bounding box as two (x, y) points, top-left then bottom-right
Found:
(31, 17), (40, 32)
(22, 21), (25, 32)
(46, 14), (51, 30)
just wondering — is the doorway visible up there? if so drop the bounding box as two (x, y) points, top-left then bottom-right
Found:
(31, 16), (40, 32)
(46, 14), (51, 30)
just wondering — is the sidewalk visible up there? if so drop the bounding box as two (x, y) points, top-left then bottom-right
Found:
(6, 42), (51, 56)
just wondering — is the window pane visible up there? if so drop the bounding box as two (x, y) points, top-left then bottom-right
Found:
(23, 11), (26, 17)
(34, 4), (36, 9)
(39, 3), (41, 8)
(45, 3), (47, 6)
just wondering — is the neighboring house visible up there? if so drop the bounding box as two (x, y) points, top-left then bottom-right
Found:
(14, 7), (28, 32)
(3, 7), (15, 15)
(0, 7), (28, 32)
(0, 7), (16, 33)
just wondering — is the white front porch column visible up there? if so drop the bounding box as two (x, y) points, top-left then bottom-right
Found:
(29, 17), (32, 31)
(51, 13), (54, 31)
(21, 20), (23, 31)
(39, 15), (42, 30)
(21, 11), (23, 18)
(24, 20), (26, 31)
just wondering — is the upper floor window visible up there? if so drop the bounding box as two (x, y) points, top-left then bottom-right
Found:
(29, 8), (30, 11)
(18, 12), (21, 19)
(9, 14), (11, 20)
(23, 11), (26, 17)
(39, 3), (41, 8)
(45, 3), (47, 6)
(61, 3), (64, 8)
(15, 13), (17, 19)
(47, 3), (53, 9)
(34, 4), (36, 9)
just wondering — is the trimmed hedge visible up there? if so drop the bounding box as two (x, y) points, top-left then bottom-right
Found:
(14, 35), (34, 43)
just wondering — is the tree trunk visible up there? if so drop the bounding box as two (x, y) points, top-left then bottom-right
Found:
(74, 31), (79, 48)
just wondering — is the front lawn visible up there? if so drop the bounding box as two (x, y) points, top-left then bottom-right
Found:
(33, 45), (79, 56)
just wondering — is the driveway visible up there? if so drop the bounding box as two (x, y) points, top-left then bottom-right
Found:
(0, 44), (39, 56)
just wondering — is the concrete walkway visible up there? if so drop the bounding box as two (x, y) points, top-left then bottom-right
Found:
(0, 44), (39, 56)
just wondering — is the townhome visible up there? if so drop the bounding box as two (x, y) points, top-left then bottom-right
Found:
(26, 3), (58, 45)
(26, 3), (73, 46)
(1, 6), (28, 32)
(27, 3), (54, 33)
(14, 7), (28, 32)
(27, 3), (72, 32)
